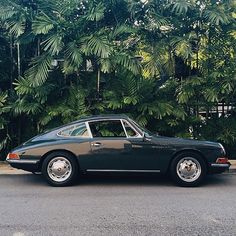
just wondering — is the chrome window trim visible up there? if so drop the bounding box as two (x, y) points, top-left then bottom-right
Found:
(128, 118), (145, 136)
(87, 118), (143, 139)
(87, 119), (126, 139)
(56, 122), (90, 139)
(121, 119), (142, 138)
(121, 120), (128, 137)
(85, 121), (93, 138)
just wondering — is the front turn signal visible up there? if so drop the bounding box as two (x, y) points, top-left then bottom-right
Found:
(7, 153), (20, 160)
(216, 157), (228, 164)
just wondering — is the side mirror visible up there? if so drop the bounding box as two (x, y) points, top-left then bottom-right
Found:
(143, 132), (152, 141)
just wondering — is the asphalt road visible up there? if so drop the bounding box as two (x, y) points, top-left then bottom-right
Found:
(0, 173), (236, 236)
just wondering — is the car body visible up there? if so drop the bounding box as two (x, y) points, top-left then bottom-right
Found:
(7, 114), (230, 186)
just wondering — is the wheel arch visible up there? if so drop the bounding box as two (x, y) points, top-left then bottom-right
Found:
(167, 149), (209, 173)
(39, 149), (80, 171)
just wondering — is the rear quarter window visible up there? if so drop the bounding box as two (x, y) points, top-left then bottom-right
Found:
(57, 123), (89, 138)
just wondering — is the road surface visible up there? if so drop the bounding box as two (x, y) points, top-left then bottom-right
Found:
(0, 173), (236, 236)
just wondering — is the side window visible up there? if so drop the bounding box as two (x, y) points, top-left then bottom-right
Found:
(89, 120), (126, 138)
(58, 123), (89, 138)
(122, 120), (140, 137)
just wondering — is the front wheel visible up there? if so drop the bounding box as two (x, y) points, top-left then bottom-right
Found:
(170, 152), (207, 187)
(42, 152), (78, 187)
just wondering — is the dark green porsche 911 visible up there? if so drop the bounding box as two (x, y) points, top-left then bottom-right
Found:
(7, 114), (230, 187)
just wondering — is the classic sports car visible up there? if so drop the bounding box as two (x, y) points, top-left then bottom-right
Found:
(7, 114), (230, 187)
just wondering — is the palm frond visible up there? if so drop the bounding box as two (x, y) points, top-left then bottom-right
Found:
(6, 20), (25, 37)
(135, 115), (148, 127)
(0, 134), (11, 150)
(42, 34), (64, 55)
(81, 35), (112, 58)
(203, 88), (219, 102)
(86, 2), (105, 22)
(110, 24), (135, 39)
(169, 0), (194, 15)
(172, 106), (186, 120)
(25, 53), (53, 86)
(14, 77), (34, 95)
(0, 6), (17, 21)
(177, 87), (195, 104)
(99, 58), (112, 73)
(147, 9), (170, 30)
(107, 99), (123, 109)
(64, 41), (83, 72)
(0, 92), (8, 107)
(203, 8), (231, 25)
(171, 37), (193, 60)
(138, 101), (173, 119)
(143, 56), (161, 78)
(115, 53), (141, 75)
(32, 13), (54, 35)
(12, 98), (42, 115)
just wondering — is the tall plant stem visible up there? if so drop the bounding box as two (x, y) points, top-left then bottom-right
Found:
(97, 69), (101, 94)
(17, 43), (21, 77)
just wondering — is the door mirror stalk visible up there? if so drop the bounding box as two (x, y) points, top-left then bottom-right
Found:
(143, 132), (152, 141)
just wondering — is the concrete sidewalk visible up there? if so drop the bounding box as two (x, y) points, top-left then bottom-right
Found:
(0, 162), (28, 174)
(1, 160), (236, 175)
(229, 160), (236, 172)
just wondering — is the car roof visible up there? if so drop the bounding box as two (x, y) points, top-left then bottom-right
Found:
(70, 114), (130, 124)
(24, 114), (131, 143)
(48, 114), (130, 133)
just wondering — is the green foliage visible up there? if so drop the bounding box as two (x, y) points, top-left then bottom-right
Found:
(81, 34), (112, 58)
(64, 42), (83, 72)
(25, 53), (53, 86)
(42, 34), (64, 56)
(0, 0), (235, 160)
(203, 7), (231, 25)
(170, 0), (194, 15)
(32, 13), (55, 35)
(86, 2), (105, 22)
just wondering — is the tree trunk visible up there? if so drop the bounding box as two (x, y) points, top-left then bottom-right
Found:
(97, 69), (101, 94)
(17, 43), (21, 78)
(18, 117), (21, 145)
(9, 36), (13, 91)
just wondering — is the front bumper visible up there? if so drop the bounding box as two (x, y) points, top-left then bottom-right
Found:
(209, 162), (231, 174)
(6, 159), (40, 172)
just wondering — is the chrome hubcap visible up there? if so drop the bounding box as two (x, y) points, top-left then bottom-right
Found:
(176, 157), (201, 182)
(47, 157), (72, 182)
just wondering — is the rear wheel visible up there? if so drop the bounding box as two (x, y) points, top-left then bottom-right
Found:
(42, 152), (78, 187)
(170, 152), (207, 187)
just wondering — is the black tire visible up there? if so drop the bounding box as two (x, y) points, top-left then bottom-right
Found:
(42, 151), (79, 187)
(170, 152), (207, 187)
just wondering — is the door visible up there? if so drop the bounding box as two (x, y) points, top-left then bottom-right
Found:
(84, 119), (161, 172)
(85, 120), (133, 170)
(122, 120), (161, 170)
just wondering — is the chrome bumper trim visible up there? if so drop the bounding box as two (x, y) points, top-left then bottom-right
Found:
(7, 159), (39, 164)
(211, 163), (230, 168)
(86, 169), (160, 173)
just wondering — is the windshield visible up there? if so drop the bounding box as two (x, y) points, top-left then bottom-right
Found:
(128, 118), (154, 136)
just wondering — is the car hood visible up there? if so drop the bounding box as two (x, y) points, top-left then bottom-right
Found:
(150, 135), (221, 149)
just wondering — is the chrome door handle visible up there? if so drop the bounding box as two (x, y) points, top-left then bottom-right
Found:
(91, 142), (102, 147)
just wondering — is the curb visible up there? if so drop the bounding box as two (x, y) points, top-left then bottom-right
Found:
(0, 162), (28, 175)
(229, 160), (236, 173)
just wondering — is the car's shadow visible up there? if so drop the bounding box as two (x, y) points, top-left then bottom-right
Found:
(2, 172), (233, 188)
(79, 173), (173, 186)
